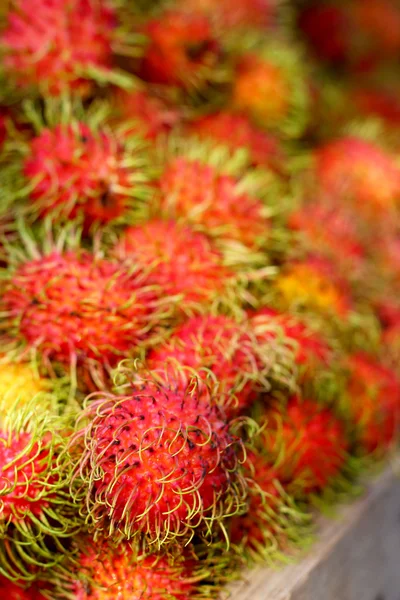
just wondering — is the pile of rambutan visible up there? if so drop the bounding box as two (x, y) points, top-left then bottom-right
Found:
(0, 0), (399, 597)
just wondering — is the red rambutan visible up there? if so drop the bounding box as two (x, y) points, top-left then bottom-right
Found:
(147, 314), (293, 416)
(232, 43), (310, 138)
(315, 137), (400, 218)
(189, 111), (284, 170)
(71, 376), (246, 544)
(345, 353), (400, 453)
(17, 118), (151, 230)
(1, 243), (171, 378)
(159, 156), (269, 248)
(114, 219), (233, 310)
(298, 4), (349, 65)
(139, 10), (221, 90)
(179, 0), (277, 30)
(112, 89), (180, 141)
(1, 0), (119, 96)
(249, 307), (331, 370)
(264, 396), (350, 494)
(0, 577), (46, 600)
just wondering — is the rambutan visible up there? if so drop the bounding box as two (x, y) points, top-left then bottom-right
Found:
(189, 111), (284, 170)
(0, 0), (121, 97)
(114, 219), (234, 310)
(7, 107), (152, 230)
(0, 239), (171, 380)
(71, 376), (246, 544)
(159, 155), (269, 249)
(298, 3), (349, 65)
(345, 353), (400, 453)
(139, 10), (222, 90)
(229, 448), (310, 563)
(274, 256), (352, 317)
(179, 0), (277, 31)
(249, 308), (331, 370)
(314, 136), (400, 219)
(232, 43), (310, 138)
(288, 201), (366, 269)
(264, 396), (350, 494)
(112, 89), (180, 140)
(350, 87), (400, 128)
(0, 401), (81, 581)
(0, 359), (48, 418)
(147, 314), (293, 416)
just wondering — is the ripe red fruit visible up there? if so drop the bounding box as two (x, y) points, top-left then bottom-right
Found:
(147, 314), (281, 415)
(114, 220), (233, 309)
(351, 87), (400, 127)
(298, 4), (349, 64)
(70, 542), (195, 600)
(72, 378), (246, 543)
(139, 10), (221, 89)
(0, 577), (46, 600)
(275, 256), (352, 317)
(1, 0), (117, 96)
(23, 122), (150, 229)
(265, 396), (349, 493)
(346, 353), (400, 453)
(180, 0), (276, 30)
(113, 89), (180, 141)
(2, 249), (168, 373)
(249, 308), (331, 369)
(159, 157), (268, 248)
(189, 112), (284, 170)
(288, 202), (366, 269)
(315, 137), (400, 218)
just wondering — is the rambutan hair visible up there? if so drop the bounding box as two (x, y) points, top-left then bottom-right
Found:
(1, 99), (154, 231)
(69, 374), (248, 546)
(0, 398), (82, 582)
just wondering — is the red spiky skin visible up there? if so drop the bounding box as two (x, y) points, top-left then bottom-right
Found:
(0, 431), (56, 525)
(75, 380), (243, 541)
(0, 577), (46, 600)
(147, 315), (261, 415)
(315, 137), (400, 218)
(288, 202), (366, 269)
(113, 90), (180, 141)
(249, 308), (331, 369)
(346, 353), (400, 453)
(114, 220), (233, 308)
(3, 251), (164, 369)
(139, 10), (221, 89)
(160, 158), (267, 247)
(179, 0), (276, 29)
(73, 543), (194, 600)
(23, 123), (138, 229)
(233, 54), (290, 128)
(1, 0), (116, 96)
(275, 255), (352, 317)
(229, 449), (283, 549)
(189, 112), (284, 170)
(265, 396), (349, 493)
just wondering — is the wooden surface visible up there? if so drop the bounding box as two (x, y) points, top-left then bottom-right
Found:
(230, 461), (400, 600)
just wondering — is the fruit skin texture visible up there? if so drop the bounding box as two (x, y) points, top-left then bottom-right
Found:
(275, 257), (351, 317)
(189, 111), (283, 170)
(23, 122), (148, 229)
(2, 250), (166, 372)
(160, 157), (267, 247)
(233, 53), (290, 128)
(139, 10), (220, 89)
(346, 353), (400, 453)
(114, 220), (233, 309)
(0, 360), (44, 416)
(0, 577), (46, 600)
(1, 0), (117, 96)
(71, 378), (246, 544)
(315, 137), (400, 218)
(147, 314), (277, 416)
(249, 308), (331, 370)
(265, 396), (349, 494)
(113, 90), (179, 141)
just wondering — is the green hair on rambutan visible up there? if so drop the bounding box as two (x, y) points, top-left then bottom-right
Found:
(0, 396), (83, 583)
